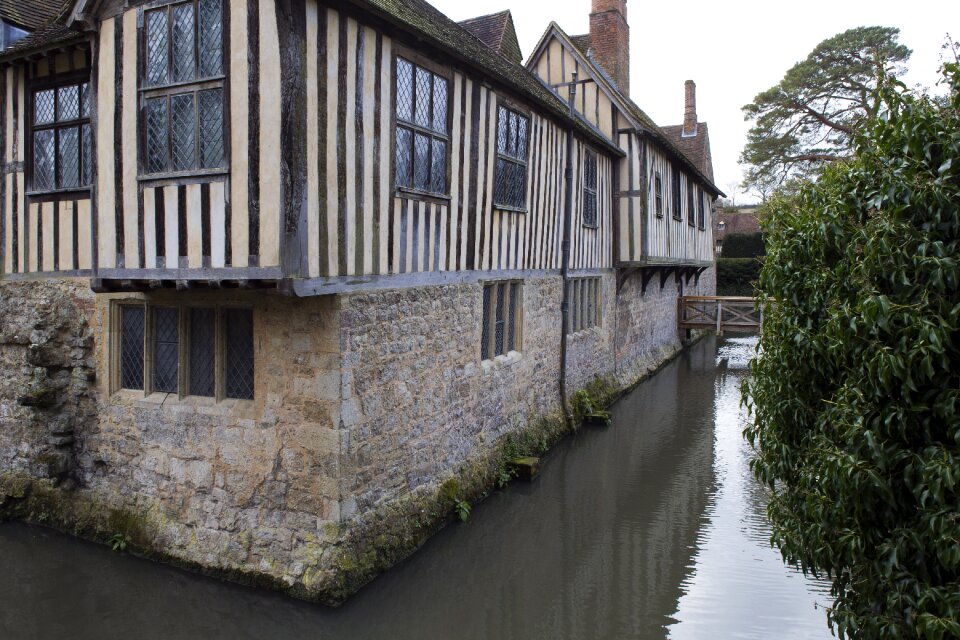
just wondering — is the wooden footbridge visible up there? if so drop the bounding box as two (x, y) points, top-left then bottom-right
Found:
(678, 296), (764, 334)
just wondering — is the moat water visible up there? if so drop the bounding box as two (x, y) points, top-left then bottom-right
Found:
(0, 336), (833, 639)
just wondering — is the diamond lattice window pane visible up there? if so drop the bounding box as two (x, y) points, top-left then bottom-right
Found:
(146, 97), (168, 173)
(82, 124), (92, 186)
(414, 67), (431, 129)
(508, 113), (518, 157)
(58, 126), (80, 189)
(198, 89), (224, 168)
(494, 158), (507, 206)
(497, 107), (508, 154)
(396, 59), (413, 123)
(225, 309), (254, 400)
(198, 0), (223, 78)
(432, 76), (447, 134)
(481, 284), (491, 360)
(146, 9), (169, 86)
(395, 127), (412, 188)
(81, 83), (90, 117)
(413, 132), (430, 191)
(120, 306), (145, 390)
(172, 3), (196, 83)
(189, 308), (215, 397)
(153, 307), (179, 394)
(34, 89), (55, 125)
(171, 93), (196, 171)
(517, 116), (528, 158)
(33, 130), (55, 191)
(58, 85), (79, 121)
(431, 139), (445, 194)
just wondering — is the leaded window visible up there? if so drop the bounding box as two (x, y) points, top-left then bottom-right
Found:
(395, 57), (448, 194)
(687, 180), (696, 227)
(583, 150), (598, 227)
(120, 306), (145, 390)
(698, 189), (706, 230)
(29, 80), (93, 192)
(114, 303), (253, 400)
(481, 281), (522, 360)
(654, 172), (663, 217)
(493, 106), (529, 210)
(672, 166), (682, 220)
(142, 0), (225, 176)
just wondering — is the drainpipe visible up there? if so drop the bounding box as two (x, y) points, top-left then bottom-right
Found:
(559, 73), (578, 429)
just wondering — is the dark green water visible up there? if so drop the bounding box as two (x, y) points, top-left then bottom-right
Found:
(0, 336), (832, 639)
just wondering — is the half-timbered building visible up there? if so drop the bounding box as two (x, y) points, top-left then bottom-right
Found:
(0, 0), (720, 602)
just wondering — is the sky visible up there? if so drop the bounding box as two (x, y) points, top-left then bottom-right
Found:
(429, 0), (955, 204)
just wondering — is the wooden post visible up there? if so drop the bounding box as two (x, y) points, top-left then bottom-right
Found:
(716, 300), (723, 336)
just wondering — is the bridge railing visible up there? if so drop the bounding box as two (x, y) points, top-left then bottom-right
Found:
(678, 296), (764, 334)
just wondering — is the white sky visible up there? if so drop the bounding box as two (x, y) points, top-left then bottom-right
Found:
(429, 0), (955, 203)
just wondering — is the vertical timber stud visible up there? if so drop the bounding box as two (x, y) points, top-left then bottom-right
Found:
(275, 0), (308, 280)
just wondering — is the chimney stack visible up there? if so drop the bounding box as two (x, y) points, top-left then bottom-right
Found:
(683, 80), (697, 136)
(589, 0), (630, 96)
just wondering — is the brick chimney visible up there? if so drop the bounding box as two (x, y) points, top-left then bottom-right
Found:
(589, 0), (629, 96)
(683, 80), (697, 136)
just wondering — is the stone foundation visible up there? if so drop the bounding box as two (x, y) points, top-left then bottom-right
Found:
(0, 267), (714, 603)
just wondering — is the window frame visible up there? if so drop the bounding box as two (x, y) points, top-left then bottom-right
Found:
(654, 172), (663, 218)
(393, 52), (451, 199)
(138, 0), (228, 181)
(698, 188), (706, 230)
(582, 148), (598, 228)
(671, 166), (682, 221)
(568, 276), (601, 334)
(480, 280), (523, 361)
(26, 71), (94, 195)
(492, 103), (531, 212)
(110, 300), (254, 402)
(687, 179), (696, 227)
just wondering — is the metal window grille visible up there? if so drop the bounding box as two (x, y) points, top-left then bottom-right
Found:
(568, 278), (601, 335)
(583, 150), (598, 226)
(687, 181), (696, 226)
(142, 0), (225, 176)
(225, 308), (254, 400)
(394, 57), (448, 194)
(655, 173), (663, 217)
(152, 307), (180, 394)
(189, 308), (216, 397)
(482, 281), (522, 359)
(120, 306), (145, 390)
(29, 82), (92, 192)
(493, 106), (530, 210)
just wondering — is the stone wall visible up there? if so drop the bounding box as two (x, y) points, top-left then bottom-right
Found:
(0, 280), (97, 482)
(1, 264), (716, 602)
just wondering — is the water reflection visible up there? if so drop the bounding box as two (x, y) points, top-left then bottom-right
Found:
(0, 336), (832, 639)
(668, 336), (832, 639)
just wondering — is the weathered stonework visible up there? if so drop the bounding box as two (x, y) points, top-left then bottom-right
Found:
(0, 267), (714, 603)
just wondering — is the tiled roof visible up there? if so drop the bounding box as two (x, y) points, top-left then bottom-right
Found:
(530, 22), (722, 195)
(0, 0), (66, 30)
(0, 22), (82, 60)
(661, 122), (714, 183)
(353, 0), (623, 157)
(569, 34), (591, 55)
(458, 10), (522, 65)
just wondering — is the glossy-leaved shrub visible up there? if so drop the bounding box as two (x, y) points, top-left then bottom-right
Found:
(744, 62), (959, 639)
